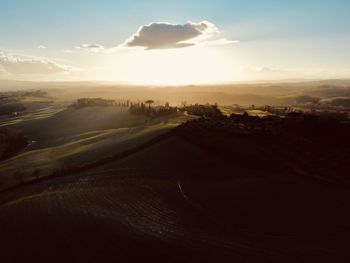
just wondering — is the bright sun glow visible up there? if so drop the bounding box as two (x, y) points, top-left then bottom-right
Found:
(111, 47), (241, 85)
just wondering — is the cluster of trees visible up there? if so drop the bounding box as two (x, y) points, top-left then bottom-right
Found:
(130, 100), (225, 118)
(177, 110), (350, 138)
(130, 100), (177, 117)
(72, 98), (116, 108)
(262, 105), (294, 116)
(0, 128), (27, 161)
(72, 98), (138, 109)
(180, 104), (223, 118)
(71, 98), (178, 117)
(175, 111), (350, 182)
(115, 100), (131, 107)
(130, 101), (226, 118)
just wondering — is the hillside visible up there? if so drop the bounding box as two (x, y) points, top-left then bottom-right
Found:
(0, 104), (189, 191)
(0, 114), (349, 262)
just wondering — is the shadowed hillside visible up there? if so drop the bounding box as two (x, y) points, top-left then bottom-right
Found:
(0, 111), (349, 262)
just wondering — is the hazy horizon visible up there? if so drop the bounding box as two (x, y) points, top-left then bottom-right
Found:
(1, 0), (350, 85)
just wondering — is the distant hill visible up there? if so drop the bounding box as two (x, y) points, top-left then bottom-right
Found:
(1, 79), (350, 106)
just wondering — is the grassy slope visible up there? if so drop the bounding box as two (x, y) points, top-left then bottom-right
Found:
(6, 106), (147, 146)
(0, 97), (66, 128)
(0, 105), (188, 191)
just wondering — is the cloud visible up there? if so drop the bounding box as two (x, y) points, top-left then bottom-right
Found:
(75, 21), (237, 53)
(201, 38), (239, 46)
(76, 44), (105, 52)
(62, 49), (73, 53)
(0, 52), (69, 75)
(123, 21), (224, 50)
(238, 67), (309, 81)
(37, 45), (46, 49)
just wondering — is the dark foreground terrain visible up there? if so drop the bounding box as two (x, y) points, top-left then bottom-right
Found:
(0, 114), (350, 262)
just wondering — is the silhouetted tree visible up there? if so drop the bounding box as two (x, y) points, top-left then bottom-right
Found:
(145, 100), (154, 109)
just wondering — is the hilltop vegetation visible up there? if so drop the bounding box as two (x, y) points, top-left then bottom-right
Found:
(176, 112), (350, 183)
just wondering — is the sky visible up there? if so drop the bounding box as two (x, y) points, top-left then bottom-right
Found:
(0, 0), (350, 84)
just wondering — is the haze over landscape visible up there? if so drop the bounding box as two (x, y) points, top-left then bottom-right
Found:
(1, 0), (350, 84)
(0, 1), (350, 263)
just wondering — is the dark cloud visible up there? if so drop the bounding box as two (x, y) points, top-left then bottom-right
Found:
(124, 21), (218, 50)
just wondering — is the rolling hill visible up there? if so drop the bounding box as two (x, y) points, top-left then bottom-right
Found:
(0, 117), (349, 262)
